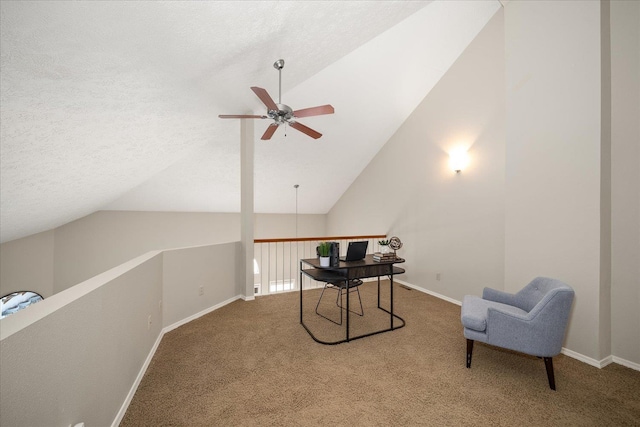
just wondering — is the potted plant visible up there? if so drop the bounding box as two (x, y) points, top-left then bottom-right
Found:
(378, 239), (391, 254)
(318, 242), (331, 267)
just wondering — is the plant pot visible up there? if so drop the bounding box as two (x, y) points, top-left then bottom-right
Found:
(380, 245), (390, 254)
(319, 256), (330, 267)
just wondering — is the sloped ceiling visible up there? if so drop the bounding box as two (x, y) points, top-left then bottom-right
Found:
(0, 0), (500, 243)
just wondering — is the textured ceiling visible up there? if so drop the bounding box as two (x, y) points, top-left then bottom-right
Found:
(0, 0), (500, 243)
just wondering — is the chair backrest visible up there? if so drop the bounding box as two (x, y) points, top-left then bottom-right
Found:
(514, 277), (573, 312)
(503, 277), (575, 356)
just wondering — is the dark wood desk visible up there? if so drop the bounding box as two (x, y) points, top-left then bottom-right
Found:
(299, 254), (406, 344)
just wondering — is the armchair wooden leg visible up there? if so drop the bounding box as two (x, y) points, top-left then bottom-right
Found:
(544, 357), (556, 390)
(466, 339), (474, 368)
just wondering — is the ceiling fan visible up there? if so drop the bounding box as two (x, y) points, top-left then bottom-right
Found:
(218, 59), (334, 140)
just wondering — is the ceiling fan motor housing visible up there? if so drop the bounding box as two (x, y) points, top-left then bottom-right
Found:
(269, 103), (294, 123)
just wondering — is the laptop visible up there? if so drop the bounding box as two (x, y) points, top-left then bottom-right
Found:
(340, 241), (368, 262)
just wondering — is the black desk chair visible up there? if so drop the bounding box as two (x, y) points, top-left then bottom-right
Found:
(315, 278), (364, 325)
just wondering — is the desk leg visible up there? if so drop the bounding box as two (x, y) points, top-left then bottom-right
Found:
(299, 261), (303, 324)
(390, 274), (394, 329)
(377, 276), (381, 308)
(345, 278), (350, 342)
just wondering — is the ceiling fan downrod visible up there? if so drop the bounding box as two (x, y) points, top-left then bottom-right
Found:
(273, 59), (284, 104)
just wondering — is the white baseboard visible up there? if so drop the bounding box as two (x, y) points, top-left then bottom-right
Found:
(395, 278), (462, 306)
(163, 295), (243, 334)
(560, 347), (606, 368)
(112, 328), (164, 427)
(612, 356), (640, 371)
(559, 349), (640, 372)
(112, 294), (244, 426)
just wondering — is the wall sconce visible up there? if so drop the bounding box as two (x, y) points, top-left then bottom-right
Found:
(449, 149), (470, 173)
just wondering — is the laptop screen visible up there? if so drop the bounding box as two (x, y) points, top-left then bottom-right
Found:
(341, 241), (368, 262)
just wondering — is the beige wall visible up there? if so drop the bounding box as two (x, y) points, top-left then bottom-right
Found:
(328, 1), (639, 366)
(610, 0), (640, 364)
(505, 0), (604, 361)
(163, 242), (240, 326)
(0, 229), (54, 298)
(0, 252), (164, 427)
(52, 211), (241, 293)
(0, 210), (327, 298)
(1, 240), (243, 426)
(254, 213), (326, 240)
(327, 8), (506, 302)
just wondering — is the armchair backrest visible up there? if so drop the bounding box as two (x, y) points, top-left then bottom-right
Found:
(514, 277), (573, 312)
(492, 277), (575, 356)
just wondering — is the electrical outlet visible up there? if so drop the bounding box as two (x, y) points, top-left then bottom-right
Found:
(199, 286), (204, 296)
(436, 273), (441, 281)
(147, 315), (152, 330)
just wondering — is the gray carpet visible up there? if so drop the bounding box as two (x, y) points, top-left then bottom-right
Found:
(121, 281), (640, 426)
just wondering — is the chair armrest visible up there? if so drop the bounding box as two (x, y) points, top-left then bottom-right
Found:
(485, 307), (562, 357)
(482, 287), (517, 306)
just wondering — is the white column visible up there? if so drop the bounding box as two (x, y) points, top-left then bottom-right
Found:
(240, 119), (255, 300)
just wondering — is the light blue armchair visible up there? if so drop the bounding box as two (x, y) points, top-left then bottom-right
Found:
(461, 277), (574, 390)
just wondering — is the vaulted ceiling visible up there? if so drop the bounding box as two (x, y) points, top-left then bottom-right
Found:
(0, 0), (500, 243)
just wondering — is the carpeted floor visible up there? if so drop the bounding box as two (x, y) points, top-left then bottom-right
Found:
(121, 282), (640, 426)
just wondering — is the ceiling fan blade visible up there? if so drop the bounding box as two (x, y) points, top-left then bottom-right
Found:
(293, 104), (335, 118)
(251, 86), (278, 111)
(289, 121), (322, 139)
(261, 124), (279, 140)
(218, 114), (265, 119)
